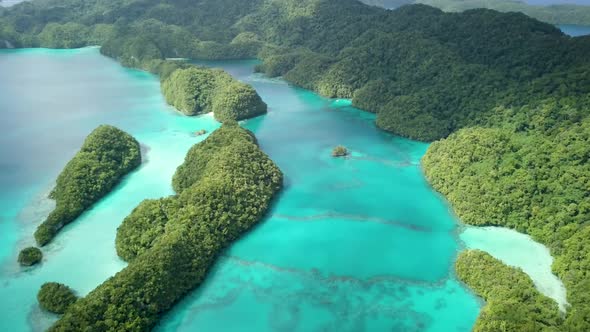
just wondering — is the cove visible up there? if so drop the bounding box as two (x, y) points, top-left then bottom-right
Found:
(0, 47), (481, 331)
(152, 61), (483, 331)
(460, 226), (569, 312)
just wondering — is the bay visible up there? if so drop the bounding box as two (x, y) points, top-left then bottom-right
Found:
(0, 48), (482, 331)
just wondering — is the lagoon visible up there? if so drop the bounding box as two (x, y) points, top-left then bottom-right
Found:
(0, 48), (565, 331)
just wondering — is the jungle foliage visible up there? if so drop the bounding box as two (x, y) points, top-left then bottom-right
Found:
(34, 125), (141, 246)
(37, 282), (78, 315)
(423, 97), (590, 330)
(50, 123), (282, 331)
(17, 247), (42, 266)
(2, 0), (589, 139)
(161, 66), (267, 121)
(2, 0), (590, 329)
(456, 250), (562, 331)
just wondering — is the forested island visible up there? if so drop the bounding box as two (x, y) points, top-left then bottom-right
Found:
(1, 0), (589, 330)
(49, 123), (283, 330)
(161, 66), (267, 121)
(34, 125), (141, 247)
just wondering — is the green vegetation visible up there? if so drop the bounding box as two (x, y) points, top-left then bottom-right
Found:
(332, 146), (349, 157)
(161, 66), (267, 121)
(161, 67), (220, 116)
(423, 97), (590, 330)
(17, 247), (42, 266)
(2, 0), (589, 140)
(115, 198), (173, 262)
(1, 0), (590, 328)
(211, 81), (267, 122)
(37, 282), (78, 314)
(51, 123), (282, 330)
(34, 125), (141, 246)
(456, 250), (562, 331)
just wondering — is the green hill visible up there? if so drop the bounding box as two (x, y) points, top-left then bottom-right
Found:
(1, 0), (589, 329)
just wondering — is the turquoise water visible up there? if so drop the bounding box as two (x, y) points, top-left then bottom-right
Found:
(0, 48), (480, 331)
(461, 226), (568, 312)
(558, 24), (590, 36)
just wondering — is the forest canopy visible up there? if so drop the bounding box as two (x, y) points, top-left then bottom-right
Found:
(34, 125), (141, 246)
(2, 0), (589, 141)
(423, 97), (590, 330)
(1, 0), (590, 329)
(51, 123), (283, 331)
(455, 250), (562, 331)
(161, 66), (267, 121)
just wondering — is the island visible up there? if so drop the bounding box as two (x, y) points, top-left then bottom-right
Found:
(34, 125), (141, 246)
(1, 0), (589, 329)
(161, 66), (267, 121)
(332, 146), (349, 157)
(37, 282), (78, 314)
(49, 123), (283, 330)
(17, 247), (42, 266)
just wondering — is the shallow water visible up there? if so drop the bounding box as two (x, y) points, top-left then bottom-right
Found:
(0, 47), (220, 330)
(0, 48), (483, 331)
(461, 226), (568, 312)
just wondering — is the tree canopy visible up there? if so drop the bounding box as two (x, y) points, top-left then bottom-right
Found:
(37, 282), (78, 315)
(51, 123), (283, 331)
(34, 125), (141, 246)
(423, 97), (590, 330)
(1, 0), (589, 328)
(161, 66), (267, 120)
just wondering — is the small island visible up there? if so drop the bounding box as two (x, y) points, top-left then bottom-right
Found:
(37, 282), (78, 314)
(34, 125), (141, 247)
(161, 67), (267, 121)
(17, 247), (42, 266)
(194, 129), (208, 136)
(332, 146), (349, 158)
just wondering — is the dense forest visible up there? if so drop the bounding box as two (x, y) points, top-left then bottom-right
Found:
(37, 282), (78, 315)
(361, 0), (590, 25)
(456, 250), (562, 331)
(423, 97), (590, 330)
(49, 123), (283, 330)
(1, 0), (588, 137)
(1, 0), (589, 330)
(161, 66), (267, 121)
(34, 125), (141, 247)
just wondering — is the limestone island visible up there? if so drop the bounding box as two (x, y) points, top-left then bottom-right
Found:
(332, 146), (349, 157)
(17, 247), (43, 266)
(194, 129), (208, 136)
(34, 125), (141, 247)
(161, 67), (267, 122)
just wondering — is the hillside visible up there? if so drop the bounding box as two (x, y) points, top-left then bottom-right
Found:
(2, 0), (589, 141)
(1, 0), (589, 329)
